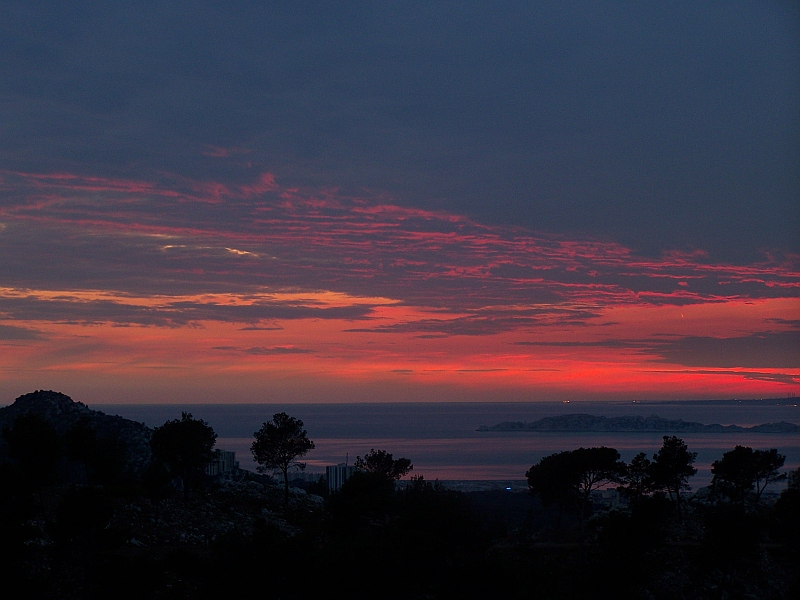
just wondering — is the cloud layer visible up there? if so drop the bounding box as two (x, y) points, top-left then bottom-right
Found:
(0, 3), (797, 403)
(1, 2), (797, 261)
(0, 170), (797, 403)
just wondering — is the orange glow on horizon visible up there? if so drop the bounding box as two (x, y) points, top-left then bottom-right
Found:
(1, 294), (797, 404)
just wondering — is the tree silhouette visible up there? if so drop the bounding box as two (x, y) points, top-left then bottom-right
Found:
(788, 466), (800, 490)
(251, 412), (315, 507)
(773, 466), (800, 551)
(751, 448), (787, 501)
(650, 436), (696, 520)
(527, 447), (624, 536)
(150, 412), (217, 499)
(355, 448), (413, 481)
(330, 449), (414, 517)
(711, 446), (786, 505)
(711, 445), (754, 505)
(526, 450), (579, 525)
(618, 452), (654, 505)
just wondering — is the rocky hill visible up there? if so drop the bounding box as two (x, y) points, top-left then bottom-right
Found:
(477, 413), (800, 433)
(0, 390), (153, 473)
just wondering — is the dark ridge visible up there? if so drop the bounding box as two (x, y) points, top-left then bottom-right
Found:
(0, 389), (152, 473)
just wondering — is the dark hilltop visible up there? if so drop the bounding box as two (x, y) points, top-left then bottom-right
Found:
(0, 390), (153, 474)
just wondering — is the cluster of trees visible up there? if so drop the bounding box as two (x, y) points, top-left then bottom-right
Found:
(0, 407), (411, 510)
(0, 411), (220, 501)
(527, 435), (791, 531)
(249, 413), (414, 510)
(3, 409), (794, 518)
(524, 436), (800, 596)
(710, 445), (786, 505)
(149, 412), (218, 500)
(2, 409), (794, 517)
(526, 436), (700, 528)
(2, 406), (799, 599)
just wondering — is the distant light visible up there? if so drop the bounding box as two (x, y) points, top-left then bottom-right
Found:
(506, 487), (512, 491)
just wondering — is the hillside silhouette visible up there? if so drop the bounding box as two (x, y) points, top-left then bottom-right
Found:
(1, 390), (798, 599)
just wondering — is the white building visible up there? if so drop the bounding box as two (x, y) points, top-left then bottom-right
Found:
(326, 463), (356, 493)
(205, 449), (239, 476)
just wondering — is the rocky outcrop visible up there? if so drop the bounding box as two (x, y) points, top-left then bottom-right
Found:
(0, 390), (153, 474)
(477, 413), (800, 433)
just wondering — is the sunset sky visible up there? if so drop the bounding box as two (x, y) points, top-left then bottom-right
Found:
(1, 2), (798, 404)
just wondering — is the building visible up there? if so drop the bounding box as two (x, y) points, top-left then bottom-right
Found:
(591, 488), (627, 509)
(326, 463), (356, 493)
(205, 449), (239, 476)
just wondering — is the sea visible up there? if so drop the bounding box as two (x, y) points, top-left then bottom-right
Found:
(92, 400), (800, 489)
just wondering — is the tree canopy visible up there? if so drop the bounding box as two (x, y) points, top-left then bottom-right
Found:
(150, 412), (217, 499)
(618, 452), (654, 505)
(330, 448), (414, 519)
(527, 446), (625, 536)
(650, 436), (696, 519)
(788, 466), (800, 491)
(251, 412), (315, 507)
(355, 448), (413, 481)
(526, 450), (580, 511)
(711, 446), (786, 505)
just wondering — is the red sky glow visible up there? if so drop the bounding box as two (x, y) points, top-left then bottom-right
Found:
(0, 170), (797, 404)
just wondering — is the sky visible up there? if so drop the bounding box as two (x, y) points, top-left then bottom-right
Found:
(0, 1), (798, 405)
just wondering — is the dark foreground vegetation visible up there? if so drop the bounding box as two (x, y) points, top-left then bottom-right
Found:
(1, 391), (799, 599)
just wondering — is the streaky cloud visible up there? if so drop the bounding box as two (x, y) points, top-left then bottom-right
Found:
(0, 324), (46, 341)
(651, 331), (800, 369)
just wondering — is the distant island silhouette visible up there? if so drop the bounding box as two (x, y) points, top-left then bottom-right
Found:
(477, 413), (800, 433)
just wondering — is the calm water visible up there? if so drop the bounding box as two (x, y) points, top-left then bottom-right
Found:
(92, 400), (800, 486)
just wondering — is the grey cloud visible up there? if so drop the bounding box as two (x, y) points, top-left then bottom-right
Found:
(648, 368), (800, 386)
(766, 318), (800, 329)
(0, 324), (46, 340)
(651, 331), (800, 369)
(244, 347), (314, 355)
(0, 296), (375, 327)
(738, 372), (800, 385)
(345, 309), (600, 337)
(0, 2), (796, 262)
(213, 345), (314, 355)
(515, 331), (800, 370)
(0, 297), (183, 327)
(167, 302), (374, 322)
(514, 339), (646, 349)
(0, 201), (796, 322)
